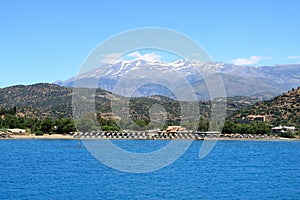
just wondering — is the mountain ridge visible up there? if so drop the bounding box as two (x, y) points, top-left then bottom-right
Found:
(55, 60), (300, 100)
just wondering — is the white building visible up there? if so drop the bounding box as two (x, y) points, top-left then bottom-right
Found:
(7, 128), (26, 134)
(271, 125), (296, 133)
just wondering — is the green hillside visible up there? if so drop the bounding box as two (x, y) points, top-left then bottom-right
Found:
(231, 86), (300, 128)
(0, 83), (262, 133)
(0, 83), (258, 121)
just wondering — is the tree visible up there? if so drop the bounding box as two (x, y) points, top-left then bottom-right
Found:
(0, 117), (3, 129)
(76, 118), (97, 132)
(2, 114), (19, 128)
(236, 124), (251, 134)
(101, 125), (120, 131)
(198, 116), (209, 132)
(222, 121), (236, 134)
(40, 118), (54, 133)
(55, 118), (76, 134)
(278, 130), (295, 138)
(24, 118), (41, 133)
(251, 122), (270, 135)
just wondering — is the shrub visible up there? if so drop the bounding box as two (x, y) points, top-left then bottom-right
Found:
(278, 131), (295, 138)
(35, 131), (44, 136)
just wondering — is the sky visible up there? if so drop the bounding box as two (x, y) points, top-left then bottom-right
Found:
(0, 0), (299, 88)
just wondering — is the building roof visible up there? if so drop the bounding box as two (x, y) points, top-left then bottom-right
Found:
(7, 128), (26, 133)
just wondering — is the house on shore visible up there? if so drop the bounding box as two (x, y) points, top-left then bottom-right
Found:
(7, 128), (26, 135)
(166, 126), (186, 133)
(271, 125), (296, 133)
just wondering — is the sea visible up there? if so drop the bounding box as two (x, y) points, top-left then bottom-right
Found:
(0, 140), (299, 200)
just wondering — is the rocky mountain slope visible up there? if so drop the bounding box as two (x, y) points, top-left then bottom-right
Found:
(55, 60), (300, 100)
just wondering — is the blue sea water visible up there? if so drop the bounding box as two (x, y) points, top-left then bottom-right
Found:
(0, 140), (299, 200)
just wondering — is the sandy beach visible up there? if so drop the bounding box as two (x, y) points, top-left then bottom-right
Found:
(0, 133), (298, 141)
(6, 134), (75, 140)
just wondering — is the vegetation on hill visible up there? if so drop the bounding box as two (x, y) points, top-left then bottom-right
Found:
(0, 83), (73, 118)
(231, 86), (300, 128)
(0, 83), (261, 133)
(223, 86), (300, 138)
(3, 83), (298, 137)
(0, 107), (76, 135)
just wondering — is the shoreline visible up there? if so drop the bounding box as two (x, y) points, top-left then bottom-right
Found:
(2, 134), (75, 140)
(0, 134), (299, 141)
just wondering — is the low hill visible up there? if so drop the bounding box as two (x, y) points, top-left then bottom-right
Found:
(0, 83), (258, 121)
(0, 83), (73, 118)
(231, 86), (300, 128)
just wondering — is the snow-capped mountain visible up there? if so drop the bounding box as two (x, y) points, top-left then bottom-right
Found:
(55, 59), (300, 100)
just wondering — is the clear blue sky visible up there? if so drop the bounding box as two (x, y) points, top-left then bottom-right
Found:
(0, 0), (299, 87)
